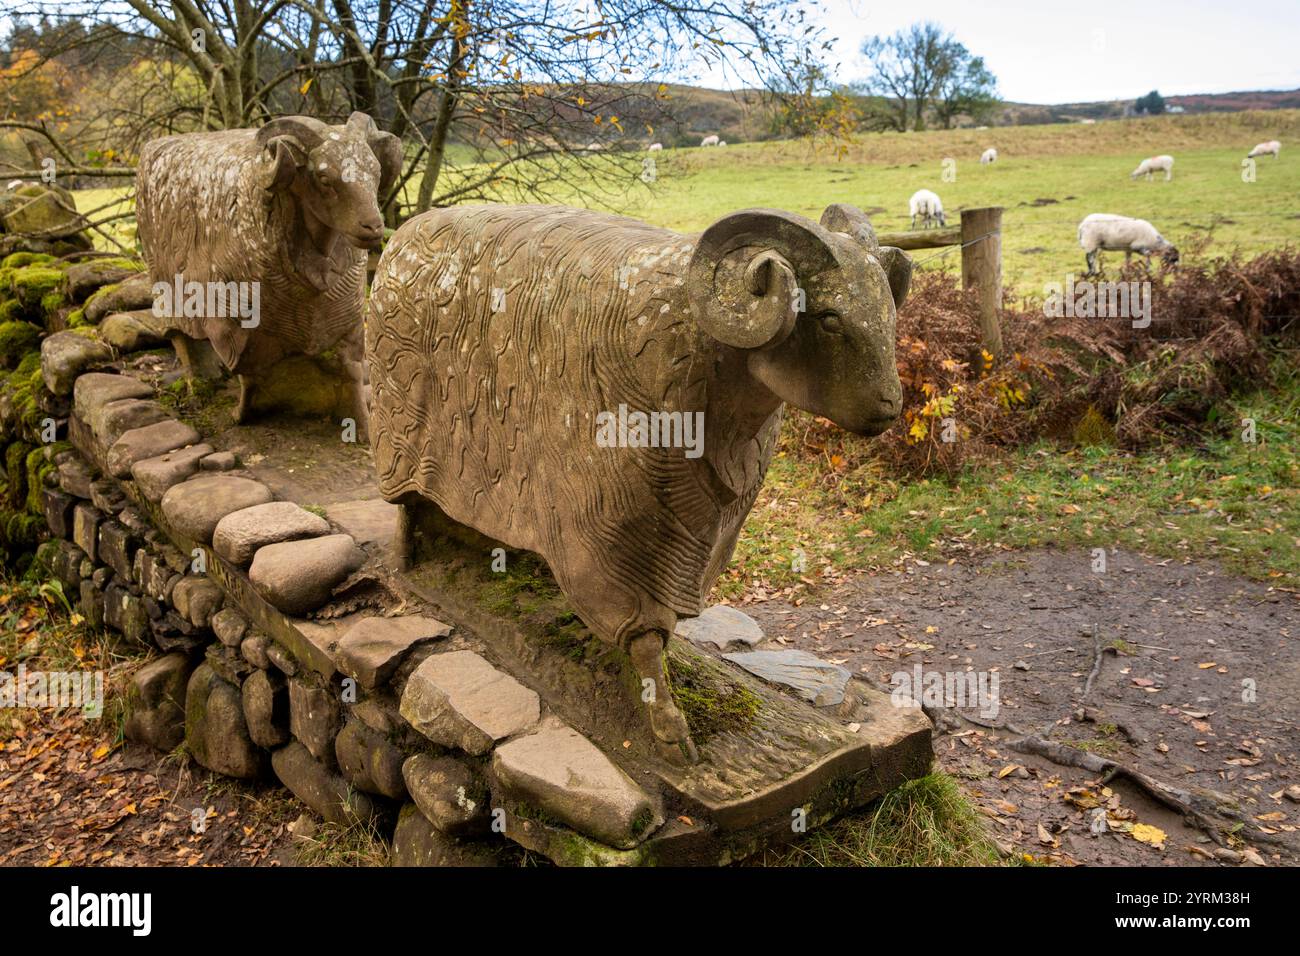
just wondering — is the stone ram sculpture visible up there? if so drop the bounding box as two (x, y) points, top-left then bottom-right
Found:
(367, 202), (911, 763)
(136, 112), (401, 433)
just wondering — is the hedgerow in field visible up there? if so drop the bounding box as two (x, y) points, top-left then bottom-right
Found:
(787, 248), (1300, 478)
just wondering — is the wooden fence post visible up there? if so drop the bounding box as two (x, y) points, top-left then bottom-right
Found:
(960, 206), (1003, 358)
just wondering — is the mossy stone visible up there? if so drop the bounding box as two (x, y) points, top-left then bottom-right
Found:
(0, 320), (40, 369)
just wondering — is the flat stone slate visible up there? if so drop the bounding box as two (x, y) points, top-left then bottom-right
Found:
(73, 372), (152, 423)
(721, 649), (851, 706)
(212, 501), (330, 566)
(392, 803), (497, 867)
(271, 740), (380, 826)
(492, 726), (661, 849)
(100, 310), (167, 352)
(131, 443), (215, 502)
(91, 398), (171, 448)
(249, 534), (366, 615)
(41, 331), (112, 396)
(106, 418), (201, 479)
(160, 475), (274, 544)
(64, 259), (143, 302)
(335, 614), (451, 690)
(57, 455), (95, 499)
(400, 650), (540, 755)
(675, 604), (765, 650)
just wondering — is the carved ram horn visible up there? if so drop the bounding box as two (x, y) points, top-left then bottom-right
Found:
(688, 208), (838, 350)
(821, 203), (912, 310)
(254, 116), (326, 191)
(348, 112), (403, 200)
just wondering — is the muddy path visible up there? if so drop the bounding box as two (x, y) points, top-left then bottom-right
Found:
(738, 547), (1300, 866)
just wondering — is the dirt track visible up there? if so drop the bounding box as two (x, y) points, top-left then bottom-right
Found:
(740, 547), (1300, 865)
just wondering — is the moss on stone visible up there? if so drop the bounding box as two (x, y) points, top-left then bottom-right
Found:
(669, 656), (762, 743)
(0, 252), (56, 270)
(25, 446), (53, 515)
(0, 298), (24, 323)
(80, 281), (120, 321)
(40, 289), (66, 315)
(66, 307), (88, 328)
(479, 552), (562, 615)
(9, 265), (66, 309)
(0, 320), (41, 369)
(5, 441), (33, 510)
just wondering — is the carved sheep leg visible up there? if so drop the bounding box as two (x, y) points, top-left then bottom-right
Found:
(234, 375), (257, 424)
(629, 629), (700, 766)
(169, 333), (224, 380)
(341, 357), (369, 442)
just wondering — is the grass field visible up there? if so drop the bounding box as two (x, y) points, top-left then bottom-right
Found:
(75, 109), (1300, 296)
(611, 110), (1300, 293)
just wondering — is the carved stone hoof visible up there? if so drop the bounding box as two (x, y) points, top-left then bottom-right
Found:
(654, 736), (699, 766)
(649, 702), (700, 766)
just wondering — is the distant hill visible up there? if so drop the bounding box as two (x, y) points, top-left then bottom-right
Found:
(999, 89), (1300, 126)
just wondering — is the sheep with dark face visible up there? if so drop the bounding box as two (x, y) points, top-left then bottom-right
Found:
(367, 202), (910, 763)
(136, 112), (401, 432)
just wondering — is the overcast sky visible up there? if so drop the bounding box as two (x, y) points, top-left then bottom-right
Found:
(801, 0), (1300, 103)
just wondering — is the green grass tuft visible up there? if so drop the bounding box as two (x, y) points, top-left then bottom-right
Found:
(757, 773), (999, 867)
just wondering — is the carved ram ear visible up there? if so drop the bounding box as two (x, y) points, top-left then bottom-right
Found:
(820, 203), (880, 252)
(688, 208), (838, 350)
(878, 246), (913, 310)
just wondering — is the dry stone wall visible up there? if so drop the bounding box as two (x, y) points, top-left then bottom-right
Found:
(2, 234), (932, 868)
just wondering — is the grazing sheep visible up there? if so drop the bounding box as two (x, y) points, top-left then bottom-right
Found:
(647, 143), (663, 152)
(1131, 154), (1174, 181)
(980, 148), (997, 165)
(1077, 213), (1179, 274)
(908, 188), (946, 229)
(717, 140), (727, 147)
(136, 112), (400, 432)
(367, 202), (912, 762)
(1247, 140), (1281, 159)
(699, 134), (720, 147)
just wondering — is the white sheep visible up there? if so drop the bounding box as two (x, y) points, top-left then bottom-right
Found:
(717, 140), (727, 147)
(700, 134), (720, 147)
(1077, 213), (1179, 275)
(980, 148), (997, 165)
(1247, 140), (1281, 159)
(647, 142), (663, 151)
(1131, 154), (1174, 181)
(908, 189), (946, 229)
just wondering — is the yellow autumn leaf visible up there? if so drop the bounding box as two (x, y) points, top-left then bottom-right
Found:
(299, 78), (313, 95)
(1198, 662), (1217, 669)
(92, 743), (110, 760)
(1131, 823), (1167, 848)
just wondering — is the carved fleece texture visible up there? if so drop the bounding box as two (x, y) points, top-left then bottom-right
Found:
(135, 128), (366, 375)
(368, 205), (782, 647)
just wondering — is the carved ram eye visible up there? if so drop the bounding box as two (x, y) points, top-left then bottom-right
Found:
(815, 310), (843, 334)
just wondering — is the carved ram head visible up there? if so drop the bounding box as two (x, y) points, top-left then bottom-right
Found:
(687, 203), (911, 436)
(255, 111), (402, 253)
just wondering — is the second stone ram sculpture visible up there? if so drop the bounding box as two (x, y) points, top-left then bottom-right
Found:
(136, 111), (402, 435)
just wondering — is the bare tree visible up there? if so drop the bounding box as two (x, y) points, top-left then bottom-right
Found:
(856, 21), (996, 132)
(2, 0), (835, 234)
